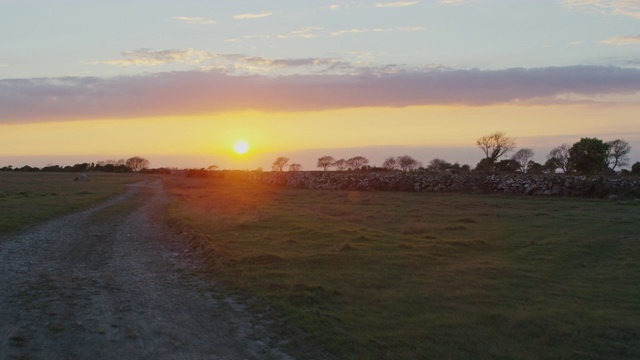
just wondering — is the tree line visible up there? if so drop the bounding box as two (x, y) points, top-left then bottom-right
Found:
(271, 132), (639, 175)
(0, 156), (154, 173)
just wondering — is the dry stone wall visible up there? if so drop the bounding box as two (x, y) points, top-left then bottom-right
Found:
(255, 171), (640, 198)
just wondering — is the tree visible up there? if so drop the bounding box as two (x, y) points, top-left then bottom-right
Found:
(289, 163), (302, 172)
(495, 159), (520, 173)
(526, 161), (545, 174)
(427, 158), (451, 172)
(547, 144), (570, 173)
(317, 156), (335, 171)
(568, 138), (609, 175)
(333, 159), (347, 171)
(476, 131), (516, 162)
(511, 148), (535, 173)
(272, 157), (289, 172)
(632, 162), (640, 174)
(382, 157), (398, 170)
(606, 139), (631, 171)
(346, 156), (369, 170)
(396, 155), (422, 172)
(207, 165), (219, 171)
(125, 156), (150, 172)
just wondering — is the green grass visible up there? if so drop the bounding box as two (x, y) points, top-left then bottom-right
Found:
(164, 176), (640, 359)
(0, 172), (143, 234)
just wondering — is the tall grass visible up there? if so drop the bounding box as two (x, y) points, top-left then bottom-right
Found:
(164, 175), (640, 359)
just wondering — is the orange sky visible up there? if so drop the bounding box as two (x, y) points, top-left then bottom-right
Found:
(3, 103), (638, 170)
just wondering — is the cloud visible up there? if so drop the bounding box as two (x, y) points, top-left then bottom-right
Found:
(2, 66), (639, 124)
(233, 11), (273, 19)
(86, 49), (346, 74)
(84, 49), (212, 67)
(438, 0), (471, 4)
(173, 16), (216, 25)
(600, 35), (640, 45)
(375, 1), (419, 8)
(269, 26), (425, 40)
(562, 0), (640, 19)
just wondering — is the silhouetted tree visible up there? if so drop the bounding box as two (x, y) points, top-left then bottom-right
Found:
(382, 157), (398, 170)
(333, 159), (347, 171)
(495, 159), (520, 173)
(568, 138), (609, 175)
(396, 155), (422, 172)
(317, 156), (335, 171)
(126, 157), (150, 172)
(476, 131), (516, 162)
(511, 148), (534, 173)
(606, 139), (631, 171)
(547, 144), (570, 173)
(427, 158), (451, 172)
(631, 162), (640, 174)
(289, 163), (302, 172)
(346, 156), (369, 170)
(207, 165), (219, 171)
(526, 161), (545, 174)
(272, 157), (289, 172)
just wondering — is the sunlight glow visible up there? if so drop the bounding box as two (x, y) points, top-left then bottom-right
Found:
(233, 140), (250, 154)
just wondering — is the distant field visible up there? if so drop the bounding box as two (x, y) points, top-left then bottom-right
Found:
(164, 175), (640, 359)
(0, 172), (142, 234)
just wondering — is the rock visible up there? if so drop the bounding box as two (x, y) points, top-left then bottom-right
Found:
(74, 173), (89, 181)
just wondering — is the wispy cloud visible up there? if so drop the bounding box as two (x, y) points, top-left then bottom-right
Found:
(562, 0), (640, 19)
(274, 26), (425, 39)
(84, 49), (211, 67)
(600, 35), (640, 45)
(173, 16), (216, 25)
(233, 11), (273, 20)
(375, 1), (419, 8)
(438, 0), (471, 4)
(3, 66), (639, 124)
(85, 49), (348, 75)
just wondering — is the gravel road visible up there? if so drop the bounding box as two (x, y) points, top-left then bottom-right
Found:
(0, 179), (300, 360)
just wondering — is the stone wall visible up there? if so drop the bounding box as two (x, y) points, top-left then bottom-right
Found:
(255, 171), (640, 197)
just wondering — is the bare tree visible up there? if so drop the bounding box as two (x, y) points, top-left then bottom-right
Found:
(125, 156), (150, 172)
(346, 156), (369, 170)
(289, 163), (302, 172)
(476, 131), (516, 162)
(396, 155), (422, 172)
(333, 159), (347, 171)
(546, 144), (570, 173)
(606, 139), (631, 171)
(317, 156), (335, 171)
(272, 157), (289, 172)
(382, 157), (398, 170)
(511, 148), (535, 173)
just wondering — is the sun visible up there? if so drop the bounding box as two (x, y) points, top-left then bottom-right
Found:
(233, 140), (250, 154)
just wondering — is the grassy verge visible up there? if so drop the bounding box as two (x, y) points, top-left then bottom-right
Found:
(0, 172), (143, 234)
(164, 175), (640, 359)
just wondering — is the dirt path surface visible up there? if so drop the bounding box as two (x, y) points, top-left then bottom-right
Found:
(0, 179), (298, 360)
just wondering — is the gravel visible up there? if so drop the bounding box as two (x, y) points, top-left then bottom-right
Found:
(0, 179), (300, 360)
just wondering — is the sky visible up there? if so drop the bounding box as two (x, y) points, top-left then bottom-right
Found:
(1, 0), (639, 170)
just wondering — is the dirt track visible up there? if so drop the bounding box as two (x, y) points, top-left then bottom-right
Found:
(0, 179), (298, 359)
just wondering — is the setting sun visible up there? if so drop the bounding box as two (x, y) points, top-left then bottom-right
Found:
(233, 140), (250, 155)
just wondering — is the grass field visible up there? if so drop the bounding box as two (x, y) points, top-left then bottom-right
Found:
(164, 174), (640, 359)
(0, 172), (143, 234)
